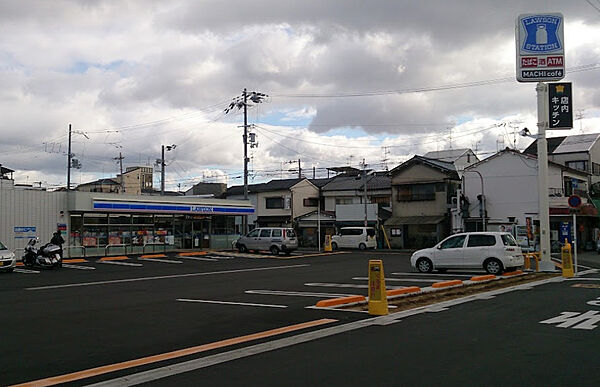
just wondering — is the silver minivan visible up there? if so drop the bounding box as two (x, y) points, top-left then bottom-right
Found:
(235, 228), (298, 255)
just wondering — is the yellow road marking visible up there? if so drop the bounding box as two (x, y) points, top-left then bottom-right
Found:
(139, 254), (167, 259)
(9, 318), (337, 387)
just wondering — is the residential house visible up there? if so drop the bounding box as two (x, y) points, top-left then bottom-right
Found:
(385, 156), (461, 249)
(185, 182), (227, 197)
(523, 133), (600, 187)
(423, 148), (479, 171)
(118, 166), (154, 195)
(462, 148), (594, 248)
(76, 178), (122, 194)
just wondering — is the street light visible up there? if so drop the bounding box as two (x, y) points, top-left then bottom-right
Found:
(161, 144), (176, 195)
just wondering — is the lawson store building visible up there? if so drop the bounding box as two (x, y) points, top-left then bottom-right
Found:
(0, 184), (253, 257)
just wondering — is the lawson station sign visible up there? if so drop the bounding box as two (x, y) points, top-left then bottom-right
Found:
(515, 13), (565, 82)
(93, 200), (254, 215)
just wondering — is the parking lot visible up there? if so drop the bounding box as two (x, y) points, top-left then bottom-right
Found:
(2, 249), (599, 386)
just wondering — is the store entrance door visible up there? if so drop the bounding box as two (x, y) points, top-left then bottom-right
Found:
(192, 219), (211, 249)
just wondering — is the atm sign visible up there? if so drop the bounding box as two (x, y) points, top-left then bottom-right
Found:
(521, 56), (563, 68)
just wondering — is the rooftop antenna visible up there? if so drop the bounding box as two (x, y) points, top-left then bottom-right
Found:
(576, 109), (585, 134)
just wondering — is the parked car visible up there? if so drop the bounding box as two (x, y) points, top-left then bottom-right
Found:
(410, 232), (523, 275)
(235, 227), (298, 255)
(331, 227), (377, 250)
(0, 240), (17, 273)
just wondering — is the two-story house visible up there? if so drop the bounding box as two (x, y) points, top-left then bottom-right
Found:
(385, 156), (461, 249)
(523, 133), (600, 187)
(462, 148), (594, 249)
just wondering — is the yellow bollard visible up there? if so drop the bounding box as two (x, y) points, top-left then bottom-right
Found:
(523, 253), (531, 270)
(323, 235), (332, 252)
(368, 260), (388, 316)
(561, 240), (574, 278)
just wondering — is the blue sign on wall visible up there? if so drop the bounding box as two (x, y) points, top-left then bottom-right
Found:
(520, 15), (562, 53)
(560, 221), (572, 244)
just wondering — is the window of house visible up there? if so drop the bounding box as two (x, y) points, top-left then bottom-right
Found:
(303, 198), (319, 207)
(593, 162), (600, 176)
(397, 183), (436, 201)
(335, 197), (354, 205)
(390, 228), (402, 236)
(566, 160), (588, 172)
(265, 197), (284, 209)
(466, 234), (496, 247)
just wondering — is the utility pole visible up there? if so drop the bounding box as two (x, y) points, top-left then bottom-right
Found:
(362, 159), (368, 228)
(67, 124), (72, 191)
(160, 144), (176, 195)
(298, 159), (301, 179)
(313, 166), (316, 179)
(224, 89), (268, 233)
(114, 152), (124, 193)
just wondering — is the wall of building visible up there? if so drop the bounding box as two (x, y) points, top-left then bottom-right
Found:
(0, 187), (67, 251)
(256, 190), (291, 217)
(391, 165), (451, 217)
(463, 152), (565, 226)
(290, 180), (319, 219)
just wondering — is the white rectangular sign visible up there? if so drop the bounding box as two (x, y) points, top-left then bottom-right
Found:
(515, 13), (565, 82)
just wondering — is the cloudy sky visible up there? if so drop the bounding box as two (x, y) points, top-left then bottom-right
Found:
(1, 0), (599, 191)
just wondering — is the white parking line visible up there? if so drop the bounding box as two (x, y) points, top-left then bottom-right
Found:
(391, 272), (476, 277)
(26, 264), (310, 291)
(245, 290), (357, 298)
(139, 258), (182, 264)
(63, 264), (96, 270)
(176, 299), (287, 308)
(14, 268), (40, 274)
(100, 261), (143, 267)
(352, 277), (440, 283)
(304, 282), (405, 289)
(177, 256), (218, 262)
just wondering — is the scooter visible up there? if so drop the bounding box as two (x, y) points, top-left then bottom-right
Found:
(22, 238), (62, 269)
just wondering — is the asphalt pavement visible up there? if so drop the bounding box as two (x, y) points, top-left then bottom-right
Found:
(1, 249), (598, 386)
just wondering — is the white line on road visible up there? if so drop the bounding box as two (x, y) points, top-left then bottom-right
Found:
(26, 264), (310, 291)
(81, 274), (571, 387)
(177, 256), (218, 262)
(139, 258), (183, 264)
(100, 260), (143, 267)
(177, 298), (287, 308)
(304, 282), (404, 289)
(15, 268), (40, 274)
(63, 264), (96, 270)
(353, 277), (440, 283)
(566, 277), (600, 281)
(390, 272), (475, 277)
(245, 290), (357, 298)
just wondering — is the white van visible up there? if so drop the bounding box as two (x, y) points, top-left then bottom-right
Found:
(331, 227), (377, 250)
(235, 227), (298, 255)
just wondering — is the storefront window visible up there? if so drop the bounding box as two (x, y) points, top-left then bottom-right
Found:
(70, 214), (82, 246)
(84, 213), (108, 225)
(212, 216), (236, 235)
(132, 215), (153, 225)
(109, 214), (131, 225)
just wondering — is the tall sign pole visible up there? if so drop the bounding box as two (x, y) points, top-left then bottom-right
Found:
(516, 13), (565, 271)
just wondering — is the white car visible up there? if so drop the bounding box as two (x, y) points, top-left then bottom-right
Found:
(0, 240), (17, 273)
(331, 227), (377, 250)
(410, 232), (523, 275)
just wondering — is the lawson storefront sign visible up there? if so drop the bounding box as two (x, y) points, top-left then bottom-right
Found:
(92, 200), (254, 215)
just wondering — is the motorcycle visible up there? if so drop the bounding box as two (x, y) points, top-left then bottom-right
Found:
(22, 238), (62, 269)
